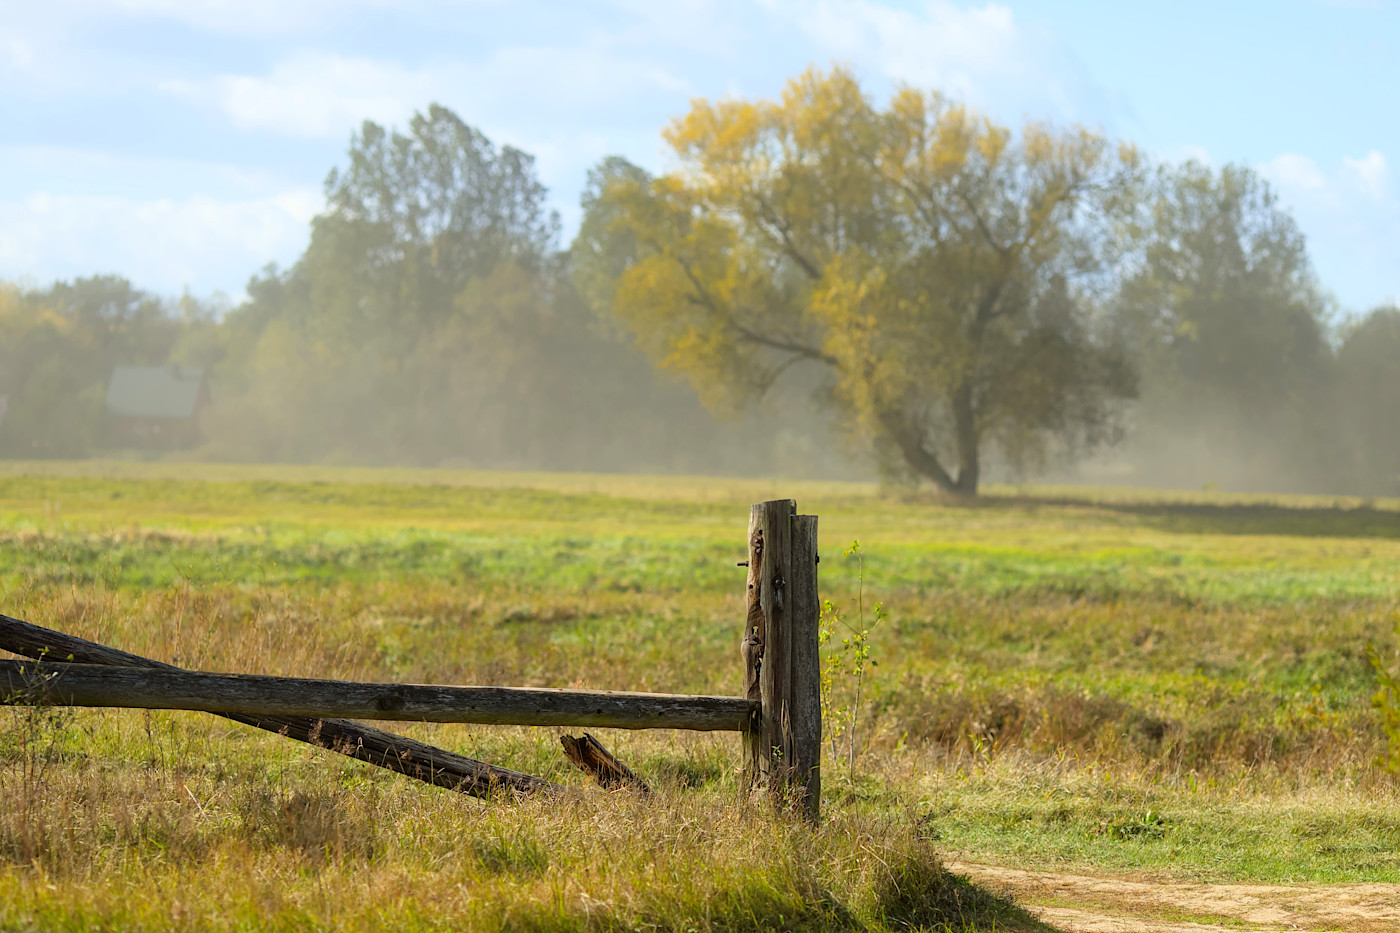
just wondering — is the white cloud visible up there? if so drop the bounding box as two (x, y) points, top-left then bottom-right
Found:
(161, 40), (694, 144)
(803, 0), (1017, 99)
(2, 36), (34, 70)
(0, 144), (298, 201)
(1343, 149), (1390, 199)
(1262, 152), (1329, 193)
(162, 52), (435, 140)
(1260, 149), (1398, 312)
(785, 0), (1113, 126)
(1163, 143), (1214, 166)
(483, 43), (692, 104)
(0, 188), (321, 295)
(12, 1), (1116, 296)
(52, 0), (409, 38)
(103, 0), (329, 34)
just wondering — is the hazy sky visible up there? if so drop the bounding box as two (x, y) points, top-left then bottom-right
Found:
(1, 0), (1395, 314)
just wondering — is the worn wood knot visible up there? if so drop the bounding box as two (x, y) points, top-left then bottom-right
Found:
(374, 686), (410, 712)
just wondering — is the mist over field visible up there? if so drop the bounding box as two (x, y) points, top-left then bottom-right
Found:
(1, 83), (1396, 498)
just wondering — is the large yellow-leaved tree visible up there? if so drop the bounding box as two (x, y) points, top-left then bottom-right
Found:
(574, 67), (1145, 494)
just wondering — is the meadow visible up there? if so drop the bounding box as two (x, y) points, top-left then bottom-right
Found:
(2, 461), (1399, 931)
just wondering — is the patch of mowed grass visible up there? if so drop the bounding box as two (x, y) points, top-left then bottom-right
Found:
(905, 756), (1400, 883)
(2, 459), (1400, 921)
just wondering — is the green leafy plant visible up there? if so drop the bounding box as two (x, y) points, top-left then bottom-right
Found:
(819, 539), (887, 781)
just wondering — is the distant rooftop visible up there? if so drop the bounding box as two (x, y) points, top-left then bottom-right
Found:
(106, 366), (205, 420)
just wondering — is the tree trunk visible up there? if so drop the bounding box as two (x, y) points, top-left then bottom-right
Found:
(876, 404), (980, 497)
(950, 377), (980, 496)
(877, 408), (959, 495)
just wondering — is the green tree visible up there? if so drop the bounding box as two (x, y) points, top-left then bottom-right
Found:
(1113, 162), (1335, 491)
(573, 67), (1144, 495)
(208, 104), (823, 474)
(0, 277), (194, 457)
(209, 104), (565, 463)
(1337, 306), (1400, 494)
(308, 103), (559, 331)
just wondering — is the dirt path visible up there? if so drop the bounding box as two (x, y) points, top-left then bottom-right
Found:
(948, 860), (1400, 933)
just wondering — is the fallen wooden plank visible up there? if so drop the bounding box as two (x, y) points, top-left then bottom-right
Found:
(0, 613), (557, 799)
(0, 657), (757, 731)
(561, 733), (652, 795)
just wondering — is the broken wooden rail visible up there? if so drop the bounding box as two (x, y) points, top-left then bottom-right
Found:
(0, 612), (557, 799)
(0, 660), (755, 731)
(560, 733), (652, 796)
(1, 498), (823, 817)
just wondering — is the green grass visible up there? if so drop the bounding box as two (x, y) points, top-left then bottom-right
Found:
(910, 762), (1400, 882)
(4, 466), (1397, 601)
(2, 460), (1400, 929)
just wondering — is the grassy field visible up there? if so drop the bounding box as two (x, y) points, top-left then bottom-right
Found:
(2, 461), (1399, 931)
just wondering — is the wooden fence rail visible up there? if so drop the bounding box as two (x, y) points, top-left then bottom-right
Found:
(0, 660), (756, 731)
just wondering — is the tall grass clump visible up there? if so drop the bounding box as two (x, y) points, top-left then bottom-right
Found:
(0, 741), (1038, 932)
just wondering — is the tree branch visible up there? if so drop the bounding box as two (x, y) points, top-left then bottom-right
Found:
(675, 259), (837, 369)
(953, 184), (1011, 258)
(751, 193), (824, 281)
(876, 160), (946, 236)
(971, 173), (1091, 330)
(730, 320), (839, 367)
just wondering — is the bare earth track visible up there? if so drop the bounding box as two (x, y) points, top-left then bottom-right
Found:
(949, 861), (1400, 933)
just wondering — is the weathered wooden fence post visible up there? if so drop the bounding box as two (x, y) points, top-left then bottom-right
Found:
(742, 499), (820, 819)
(790, 512), (820, 818)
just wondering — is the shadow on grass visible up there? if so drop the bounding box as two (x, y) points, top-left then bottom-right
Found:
(937, 493), (1400, 541)
(503, 856), (1056, 933)
(874, 853), (1058, 932)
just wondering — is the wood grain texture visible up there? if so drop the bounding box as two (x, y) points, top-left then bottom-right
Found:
(757, 499), (795, 791)
(0, 613), (556, 798)
(560, 733), (651, 795)
(789, 514), (821, 819)
(0, 657), (756, 731)
(741, 507), (766, 789)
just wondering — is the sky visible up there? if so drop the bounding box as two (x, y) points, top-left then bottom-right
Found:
(1, 0), (1396, 314)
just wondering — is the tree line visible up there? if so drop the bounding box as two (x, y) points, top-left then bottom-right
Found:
(1, 72), (1396, 495)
